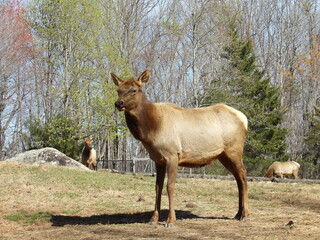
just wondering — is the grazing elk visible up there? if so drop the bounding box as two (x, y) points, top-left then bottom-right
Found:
(81, 139), (97, 171)
(264, 161), (300, 179)
(111, 70), (249, 227)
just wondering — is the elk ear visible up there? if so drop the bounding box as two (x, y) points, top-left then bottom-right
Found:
(111, 73), (123, 86)
(136, 69), (150, 86)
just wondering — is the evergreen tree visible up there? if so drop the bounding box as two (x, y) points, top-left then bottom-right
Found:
(23, 114), (82, 160)
(304, 103), (320, 165)
(203, 24), (288, 176)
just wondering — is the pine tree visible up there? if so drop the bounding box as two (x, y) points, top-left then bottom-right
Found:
(23, 114), (82, 160)
(304, 103), (320, 165)
(203, 24), (288, 176)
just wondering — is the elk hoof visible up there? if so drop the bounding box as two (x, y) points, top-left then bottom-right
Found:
(165, 223), (174, 228)
(234, 215), (246, 221)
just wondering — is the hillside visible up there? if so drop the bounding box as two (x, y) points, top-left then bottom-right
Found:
(0, 162), (319, 240)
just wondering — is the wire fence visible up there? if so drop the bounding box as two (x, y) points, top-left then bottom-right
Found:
(97, 158), (156, 173)
(96, 158), (207, 175)
(96, 158), (320, 180)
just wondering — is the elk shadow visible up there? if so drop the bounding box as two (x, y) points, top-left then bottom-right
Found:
(51, 210), (231, 226)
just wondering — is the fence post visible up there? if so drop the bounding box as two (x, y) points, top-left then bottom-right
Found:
(132, 158), (136, 173)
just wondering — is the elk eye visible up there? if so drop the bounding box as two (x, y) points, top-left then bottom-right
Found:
(132, 89), (137, 93)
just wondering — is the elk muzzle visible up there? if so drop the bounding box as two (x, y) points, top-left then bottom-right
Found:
(115, 100), (125, 111)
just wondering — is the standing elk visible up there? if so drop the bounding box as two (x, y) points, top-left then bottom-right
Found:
(81, 139), (97, 171)
(111, 69), (249, 227)
(264, 161), (300, 179)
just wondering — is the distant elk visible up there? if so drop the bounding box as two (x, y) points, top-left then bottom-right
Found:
(264, 161), (300, 179)
(111, 70), (249, 227)
(81, 139), (97, 171)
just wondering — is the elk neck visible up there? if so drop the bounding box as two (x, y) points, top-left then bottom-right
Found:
(82, 147), (91, 156)
(124, 94), (160, 143)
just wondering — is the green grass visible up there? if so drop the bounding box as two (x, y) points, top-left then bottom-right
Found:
(4, 211), (52, 225)
(0, 162), (156, 225)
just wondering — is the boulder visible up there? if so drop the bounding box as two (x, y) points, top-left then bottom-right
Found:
(5, 147), (90, 171)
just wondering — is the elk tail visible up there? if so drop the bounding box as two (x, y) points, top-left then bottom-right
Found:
(264, 166), (274, 178)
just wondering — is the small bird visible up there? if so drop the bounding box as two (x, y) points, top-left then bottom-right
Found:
(285, 220), (296, 228)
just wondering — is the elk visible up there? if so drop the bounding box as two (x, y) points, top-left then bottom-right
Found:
(81, 139), (97, 171)
(264, 161), (300, 179)
(111, 69), (249, 227)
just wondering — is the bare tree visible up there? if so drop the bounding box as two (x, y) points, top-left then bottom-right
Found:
(0, 0), (34, 159)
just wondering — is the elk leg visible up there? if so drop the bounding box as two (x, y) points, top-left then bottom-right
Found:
(149, 164), (166, 225)
(165, 160), (178, 228)
(219, 153), (249, 221)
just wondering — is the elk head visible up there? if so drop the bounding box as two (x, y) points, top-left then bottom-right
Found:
(84, 138), (93, 149)
(111, 70), (150, 111)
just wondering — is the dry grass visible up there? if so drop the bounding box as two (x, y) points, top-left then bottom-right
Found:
(0, 161), (319, 240)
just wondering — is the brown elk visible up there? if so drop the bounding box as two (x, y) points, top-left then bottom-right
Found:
(81, 139), (97, 171)
(264, 161), (300, 179)
(111, 69), (249, 227)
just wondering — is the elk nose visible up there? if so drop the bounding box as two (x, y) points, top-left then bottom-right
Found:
(115, 100), (124, 108)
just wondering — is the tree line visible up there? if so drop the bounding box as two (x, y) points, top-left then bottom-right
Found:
(0, 0), (319, 178)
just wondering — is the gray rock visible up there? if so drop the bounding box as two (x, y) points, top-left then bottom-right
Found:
(5, 147), (90, 171)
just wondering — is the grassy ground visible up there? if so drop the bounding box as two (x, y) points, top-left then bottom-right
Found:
(0, 161), (319, 240)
